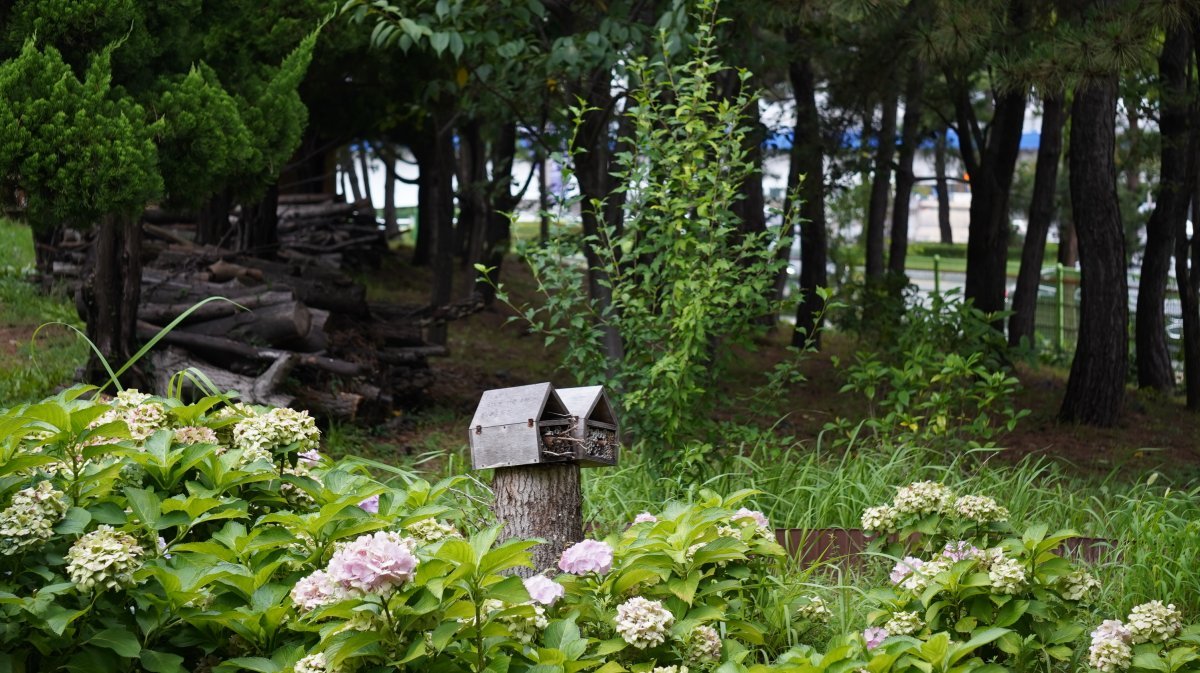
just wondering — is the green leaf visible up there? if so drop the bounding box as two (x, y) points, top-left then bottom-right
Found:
(54, 507), (92, 535)
(430, 31), (450, 54)
(125, 487), (161, 529)
(140, 650), (186, 673)
(88, 628), (141, 658)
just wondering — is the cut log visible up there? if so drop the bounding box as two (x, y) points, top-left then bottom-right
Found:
(379, 345), (448, 364)
(288, 308), (329, 352)
(136, 322), (366, 376)
(149, 347), (294, 407)
(277, 192), (340, 205)
(293, 389), (363, 422)
(138, 290), (293, 325)
(208, 259), (265, 283)
(182, 301), (311, 346)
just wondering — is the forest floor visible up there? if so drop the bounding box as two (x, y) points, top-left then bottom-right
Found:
(352, 245), (1200, 483)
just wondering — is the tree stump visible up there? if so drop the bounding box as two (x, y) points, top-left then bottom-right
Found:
(492, 463), (582, 576)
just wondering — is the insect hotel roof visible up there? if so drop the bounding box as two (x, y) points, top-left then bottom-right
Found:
(556, 385), (620, 467)
(467, 382), (572, 470)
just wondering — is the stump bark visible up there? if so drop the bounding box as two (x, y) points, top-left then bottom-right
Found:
(492, 464), (582, 576)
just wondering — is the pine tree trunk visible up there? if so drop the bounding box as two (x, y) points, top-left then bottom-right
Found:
(412, 136), (434, 267)
(1009, 93), (1066, 347)
(428, 118), (456, 346)
(887, 60), (924, 277)
(1178, 24), (1200, 410)
(964, 88), (1027, 317)
(1136, 26), (1191, 392)
(787, 49), (828, 349)
(196, 189), (232, 246)
(238, 184), (280, 256)
(935, 129), (953, 244)
(492, 464), (582, 576)
(573, 67), (626, 367)
(476, 122), (518, 305)
(358, 142), (374, 207)
(538, 150), (550, 244)
(342, 145), (363, 203)
(1059, 74), (1127, 426)
(865, 93), (897, 280)
(459, 121), (488, 270)
(83, 214), (143, 387)
(383, 143), (398, 237)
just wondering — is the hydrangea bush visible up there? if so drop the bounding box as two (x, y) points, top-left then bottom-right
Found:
(1, 388), (1196, 673)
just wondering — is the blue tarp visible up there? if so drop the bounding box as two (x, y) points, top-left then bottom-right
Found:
(762, 128), (1041, 152)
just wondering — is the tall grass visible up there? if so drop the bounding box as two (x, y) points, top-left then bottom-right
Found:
(583, 433), (1200, 615)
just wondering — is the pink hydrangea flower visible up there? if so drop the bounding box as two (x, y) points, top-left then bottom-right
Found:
(358, 495), (380, 514)
(524, 575), (565, 606)
(291, 569), (345, 611)
(732, 508), (769, 529)
(326, 531), (418, 595)
(298, 449), (323, 466)
(889, 556), (924, 584)
(864, 626), (889, 650)
(558, 539), (614, 575)
(940, 540), (982, 562)
(633, 512), (658, 524)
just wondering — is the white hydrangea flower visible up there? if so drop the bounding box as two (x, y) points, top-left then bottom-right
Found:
(494, 602), (549, 644)
(652, 667), (689, 673)
(233, 407), (320, 456)
(406, 518), (459, 543)
(65, 525), (144, 591)
(615, 596), (674, 648)
(1059, 568), (1101, 601)
(114, 389), (152, 407)
(1088, 620), (1133, 673)
(1127, 600), (1182, 644)
(883, 611), (923, 636)
(685, 624), (722, 662)
(281, 460), (316, 506)
(953, 495), (1009, 523)
(294, 652), (333, 673)
(796, 596), (831, 623)
(174, 426), (220, 450)
(987, 557), (1027, 594)
(901, 557), (951, 593)
(89, 392), (168, 442)
(893, 481), (953, 516)
(715, 524), (741, 539)
(860, 504), (900, 532)
(0, 481), (69, 555)
(458, 599), (506, 627)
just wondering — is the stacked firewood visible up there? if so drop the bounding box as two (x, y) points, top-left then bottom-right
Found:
(47, 195), (478, 423)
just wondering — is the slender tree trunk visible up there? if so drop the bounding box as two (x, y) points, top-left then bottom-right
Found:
(1009, 93), (1067, 347)
(196, 188), (233, 247)
(1180, 181), (1200, 410)
(935, 128), (953, 244)
(572, 67), (625, 366)
(1177, 24), (1200, 410)
(888, 60), (924, 277)
(492, 464), (582, 576)
(538, 149), (550, 244)
(427, 118), (456, 346)
(358, 141), (374, 207)
(964, 88), (1027, 317)
(412, 137), (434, 266)
(865, 92), (897, 279)
(342, 145), (363, 203)
(83, 214), (143, 387)
(238, 184), (280, 256)
(788, 49), (828, 348)
(1136, 26), (1191, 392)
(476, 122), (519, 304)
(1059, 73), (1127, 426)
(383, 143), (398, 237)
(1058, 216), (1078, 266)
(459, 120), (488, 269)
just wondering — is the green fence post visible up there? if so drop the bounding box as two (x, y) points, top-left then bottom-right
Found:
(933, 255), (941, 295)
(1056, 262), (1065, 352)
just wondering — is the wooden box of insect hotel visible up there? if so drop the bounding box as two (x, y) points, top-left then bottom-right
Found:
(467, 382), (575, 469)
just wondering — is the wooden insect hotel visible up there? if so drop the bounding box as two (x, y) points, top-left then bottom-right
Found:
(556, 385), (620, 467)
(467, 382), (576, 469)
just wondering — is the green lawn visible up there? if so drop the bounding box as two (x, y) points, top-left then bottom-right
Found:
(0, 219), (89, 406)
